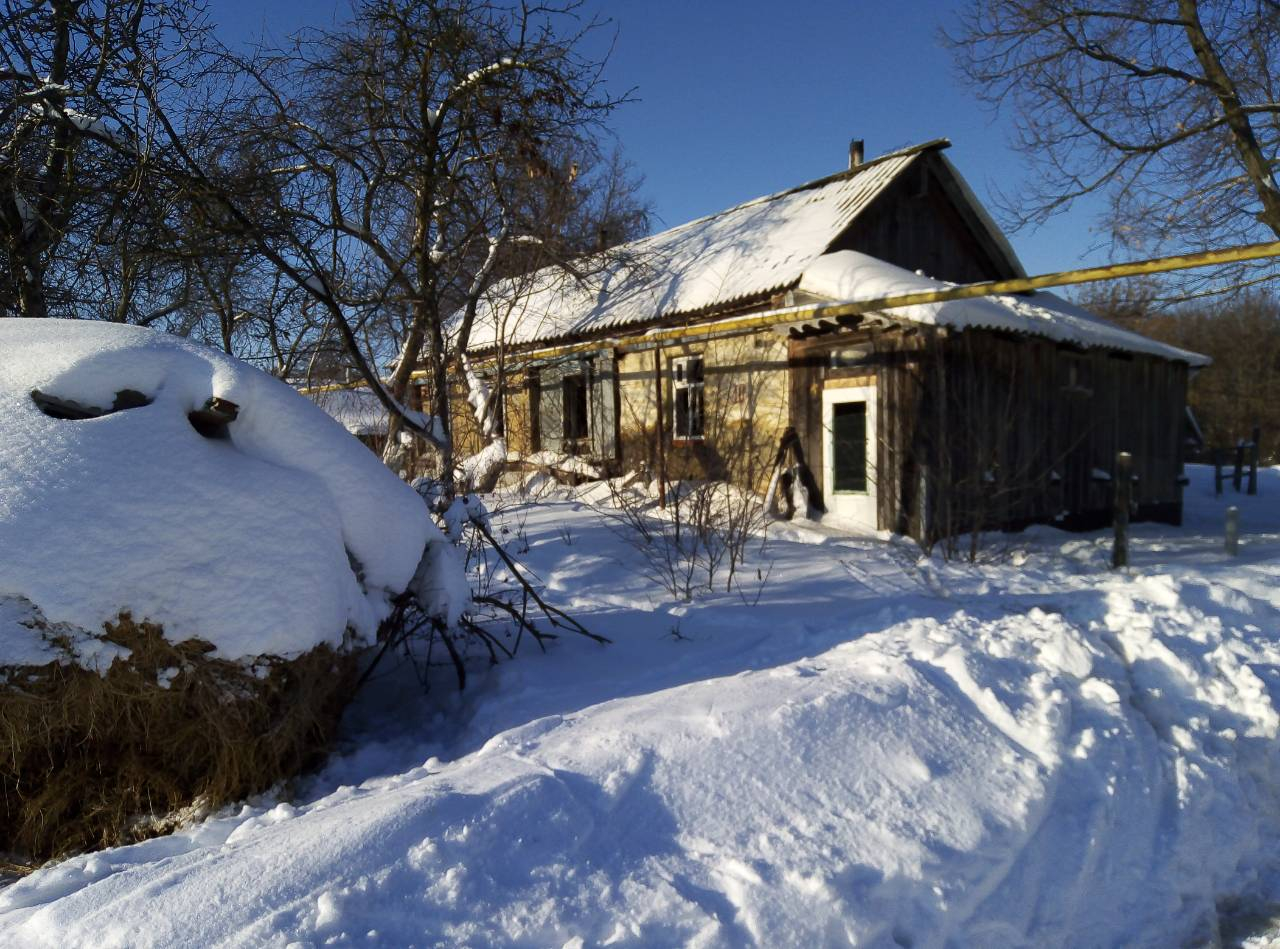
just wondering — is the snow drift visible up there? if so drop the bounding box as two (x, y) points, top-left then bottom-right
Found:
(0, 319), (437, 660)
(3, 468), (1278, 945)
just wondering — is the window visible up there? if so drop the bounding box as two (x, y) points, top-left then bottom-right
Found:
(672, 355), (704, 441)
(828, 345), (871, 369)
(562, 373), (588, 441)
(1062, 355), (1093, 396)
(831, 400), (867, 492)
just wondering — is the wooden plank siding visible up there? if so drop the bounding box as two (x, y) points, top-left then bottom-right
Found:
(789, 325), (1188, 543)
(826, 153), (1022, 287)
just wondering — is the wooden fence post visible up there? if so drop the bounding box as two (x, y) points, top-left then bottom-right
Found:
(1112, 451), (1132, 569)
(653, 348), (667, 510)
(1214, 448), (1224, 497)
(1226, 506), (1240, 556)
(1234, 442), (1245, 492)
(1248, 426), (1260, 496)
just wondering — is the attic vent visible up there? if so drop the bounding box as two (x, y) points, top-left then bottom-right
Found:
(849, 139), (865, 169)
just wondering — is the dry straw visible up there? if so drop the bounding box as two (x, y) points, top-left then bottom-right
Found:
(1, 611), (359, 868)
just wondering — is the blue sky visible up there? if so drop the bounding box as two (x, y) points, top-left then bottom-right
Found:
(215, 0), (1111, 276)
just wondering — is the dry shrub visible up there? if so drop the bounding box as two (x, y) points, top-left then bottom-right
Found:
(1, 612), (360, 867)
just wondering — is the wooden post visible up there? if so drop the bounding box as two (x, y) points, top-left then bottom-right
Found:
(1226, 506), (1240, 556)
(1248, 425), (1260, 496)
(1214, 448), (1224, 497)
(653, 348), (667, 510)
(1233, 442), (1245, 492)
(1112, 451), (1132, 569)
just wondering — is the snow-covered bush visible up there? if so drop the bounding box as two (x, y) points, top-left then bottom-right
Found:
(0, 319), (461, 862)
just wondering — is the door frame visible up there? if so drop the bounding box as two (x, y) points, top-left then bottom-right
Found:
(821, 383), (878, 531)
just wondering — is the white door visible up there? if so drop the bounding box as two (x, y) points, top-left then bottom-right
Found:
(822, 385), (877, 531)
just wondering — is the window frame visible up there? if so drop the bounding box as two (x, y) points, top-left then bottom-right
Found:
(671, 355), (705, 443)
(829, 399), (869, 494)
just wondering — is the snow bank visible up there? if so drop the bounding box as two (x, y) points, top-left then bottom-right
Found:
(523, 449), (601, 478)
(3, 467), (1279, 945)
(800, 250), (1210, 365)
(0, 320), (436, 661)
(457, 437), (507, 491)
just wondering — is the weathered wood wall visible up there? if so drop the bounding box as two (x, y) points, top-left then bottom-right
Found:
(789, 325), (1189, 542)
(827, 152), (1021, 286)
(447, 364), (536, 462)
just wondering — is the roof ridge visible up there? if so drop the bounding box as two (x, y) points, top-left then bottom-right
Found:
(627, 138), (953, 249)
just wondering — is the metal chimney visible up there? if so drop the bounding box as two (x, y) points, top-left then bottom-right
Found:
(849, 138), (865, 169)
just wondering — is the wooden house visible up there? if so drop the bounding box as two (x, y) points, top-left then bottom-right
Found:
(455, 140), (1208, 542)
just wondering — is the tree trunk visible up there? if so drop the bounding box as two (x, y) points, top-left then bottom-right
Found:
(17, 257), (47, 318)
(1178, 0), (1280, 238)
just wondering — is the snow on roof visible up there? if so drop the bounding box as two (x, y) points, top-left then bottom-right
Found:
(0, 320), (438, 664)
(799, 251), (1211, 366)
(309, 386), (389, 436)
(467, 141), (955, 352)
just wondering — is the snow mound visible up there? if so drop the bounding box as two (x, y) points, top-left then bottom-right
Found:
(4, 468), (1280, 943)
(0, 320), (436, 661)
(7, 588), (1279, 946)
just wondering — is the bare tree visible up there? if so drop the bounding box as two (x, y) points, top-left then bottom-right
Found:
(1082, 284), (1280, 461)
(947, 1), (1280, 291)
(2, 0), (649, 481)
(176, 0), (636, 479)
(0, 0), (219, 321)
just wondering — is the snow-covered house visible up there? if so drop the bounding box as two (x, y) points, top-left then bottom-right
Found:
(308, 386), (390, 456)
(457, 139), (1208, 540)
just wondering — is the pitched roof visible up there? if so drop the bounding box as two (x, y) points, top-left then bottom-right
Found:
(308, 387), (388, 435)
(466, 140), (973, 352)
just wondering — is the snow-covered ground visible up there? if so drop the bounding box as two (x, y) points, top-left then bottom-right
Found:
(3, 466), (1280, 947)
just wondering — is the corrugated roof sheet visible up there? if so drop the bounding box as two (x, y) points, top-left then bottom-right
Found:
(799, 252), (1210, 366)
(466, 142), (943, 352)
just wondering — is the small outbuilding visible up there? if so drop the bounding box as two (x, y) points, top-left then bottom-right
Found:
(455, 139), (1208, 543)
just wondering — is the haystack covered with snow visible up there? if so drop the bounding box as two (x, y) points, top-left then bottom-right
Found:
(0, 319), (454, 862)
(0, 319), (437, 656)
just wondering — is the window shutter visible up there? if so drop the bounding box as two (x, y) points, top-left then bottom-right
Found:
(589, 351), (619, 462)
(536, 362), (568, 452)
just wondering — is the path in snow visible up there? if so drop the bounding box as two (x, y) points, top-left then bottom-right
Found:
(2, 466), (1279, 947)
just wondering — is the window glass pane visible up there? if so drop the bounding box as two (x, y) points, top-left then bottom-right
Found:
(674, 388), (689, 438)
(832, 401), (867, 492)
(562, 375), (588, 440)
(690, 385), (704, 438)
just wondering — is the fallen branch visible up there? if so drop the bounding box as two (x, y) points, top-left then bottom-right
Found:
(466, 512), (610, 645)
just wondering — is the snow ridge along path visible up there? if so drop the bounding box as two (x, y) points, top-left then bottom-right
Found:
(2, 467), (1280, 947)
